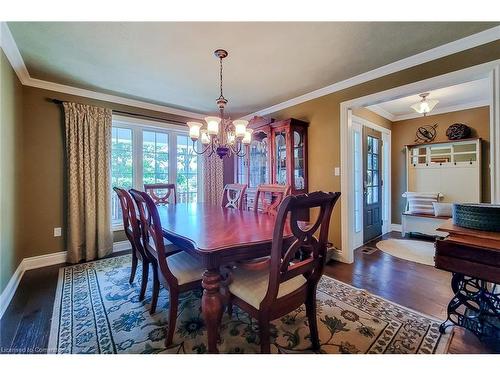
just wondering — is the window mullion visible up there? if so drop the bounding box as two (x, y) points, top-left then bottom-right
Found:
(171, 132), (177, 189)
(134, 128), (143, 189)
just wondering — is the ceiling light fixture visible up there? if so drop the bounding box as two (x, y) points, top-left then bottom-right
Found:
(187, 49), (252, 159)
(410, 93), (439, 116)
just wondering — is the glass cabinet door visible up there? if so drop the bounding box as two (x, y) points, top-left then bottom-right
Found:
(293, 130), (305, 190)
(248, 131), (269, 188)
(275, 130), (287, 185)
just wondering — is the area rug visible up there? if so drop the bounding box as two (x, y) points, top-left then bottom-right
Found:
(376, 239), (435, 266)
(48, 255), (450, 354)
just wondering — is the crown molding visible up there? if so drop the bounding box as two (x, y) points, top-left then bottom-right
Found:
(0, 22), (206, 121)
(365, 104), (396, 121)
(242, 25), (500, 119)
(0, 21), (30, 83)
(391, 99), (490, 122)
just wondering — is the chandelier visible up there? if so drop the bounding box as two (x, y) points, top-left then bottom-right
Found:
(187, 49), (253, 159)
(410, 93), (439, 116)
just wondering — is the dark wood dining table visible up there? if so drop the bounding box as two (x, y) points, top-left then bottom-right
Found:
(157, 202), (289, 353)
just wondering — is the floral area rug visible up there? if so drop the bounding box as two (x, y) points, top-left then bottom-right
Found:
(48, 255), (450, 354)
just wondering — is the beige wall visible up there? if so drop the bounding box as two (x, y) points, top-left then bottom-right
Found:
(352, 107), (392, 130)
(391, 106), (491, 223)
(269, 40), (500, 249)
(0, 50), (23, 293)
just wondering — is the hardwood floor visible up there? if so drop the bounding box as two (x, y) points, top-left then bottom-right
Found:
(325, 232), (497, 354)
(0, 233), (497, 353)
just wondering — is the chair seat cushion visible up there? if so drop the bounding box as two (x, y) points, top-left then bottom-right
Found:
(229, 266), (306, 309)
(166, 251), (204, 285)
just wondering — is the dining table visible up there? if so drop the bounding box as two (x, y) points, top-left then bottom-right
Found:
(156, 202), (291, 353)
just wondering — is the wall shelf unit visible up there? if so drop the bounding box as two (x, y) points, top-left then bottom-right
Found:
(406, 138), (482, 204)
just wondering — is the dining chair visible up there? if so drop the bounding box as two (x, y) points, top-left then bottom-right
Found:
(129, 189), (204, 347)
(253, 184), (291, 215)
(228, 191), (341, 353)
(221, 183), (247, 209)
(113, 187), (152, 301)
(144, 183), (177, 205)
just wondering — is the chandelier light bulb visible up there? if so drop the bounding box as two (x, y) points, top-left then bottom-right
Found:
(227, 132), (236, 145)
(187, 121), (202, 140)
(200, 129), (211, 145)
(205, 116), (221, 135)
(233, 119), (249, 138)
(242, 129), (254, 145)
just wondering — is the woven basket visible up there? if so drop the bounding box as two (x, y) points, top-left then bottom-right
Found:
(452, 204), (500, 232)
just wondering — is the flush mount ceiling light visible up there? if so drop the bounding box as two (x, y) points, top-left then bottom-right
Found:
(410, 93), (439, 116)
(186, 49), (252, 159)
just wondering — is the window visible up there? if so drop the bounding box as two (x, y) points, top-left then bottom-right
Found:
(111, 127), (133, 224)
(110, 116), (201, 228)
(143, 131), (169, 185)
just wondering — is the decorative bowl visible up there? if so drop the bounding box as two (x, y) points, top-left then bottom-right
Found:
(452, 203), (500, 232)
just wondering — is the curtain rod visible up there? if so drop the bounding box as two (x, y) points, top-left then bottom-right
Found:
(49, 98), (188, 126)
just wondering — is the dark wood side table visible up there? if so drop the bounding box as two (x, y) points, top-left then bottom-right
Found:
(435, 220), (500, 349)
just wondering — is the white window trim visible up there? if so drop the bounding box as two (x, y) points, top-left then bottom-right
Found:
(111, 115), (201, 231)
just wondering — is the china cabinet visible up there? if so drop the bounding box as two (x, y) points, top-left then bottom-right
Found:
(236, 116), (309, 213)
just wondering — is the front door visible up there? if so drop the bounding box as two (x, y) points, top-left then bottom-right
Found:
(363, 127), (383, 243)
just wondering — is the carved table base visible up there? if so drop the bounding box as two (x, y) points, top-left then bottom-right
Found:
(201, 268), (223, 353)
(439, 273), (500, 347)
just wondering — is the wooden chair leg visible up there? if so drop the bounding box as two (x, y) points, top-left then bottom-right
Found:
(150, 262), (160, 314)
(129, 252), (138, 284)
(165, 290), (179, 347)
(258, 316), (271, 354)
(139, 260), (149, 301)
(306, 288), (320, 351)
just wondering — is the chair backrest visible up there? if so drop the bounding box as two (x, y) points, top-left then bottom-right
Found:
(221, 184), (247, 210)
(144, 183), (177, 205)
(129, 189), (177, 283)
(262, 191), (341, 308)
(253, 184), (291, 215)
(113, 187), (142, 252)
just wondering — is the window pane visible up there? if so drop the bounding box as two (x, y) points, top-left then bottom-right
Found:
(143, 130), (169, 185)
(111, 127), (133, 225)
(177, 135), (198, 203)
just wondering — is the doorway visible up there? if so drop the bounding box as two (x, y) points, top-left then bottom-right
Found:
(363, 127), (383, 243)
(340, 60), (500, 264)
(352, 115), (391, 249)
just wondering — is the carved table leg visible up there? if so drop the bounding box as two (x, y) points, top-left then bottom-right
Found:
(202, 268), (223, 354)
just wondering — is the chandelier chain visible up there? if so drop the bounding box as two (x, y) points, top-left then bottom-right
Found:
(219, 57), (224, 99)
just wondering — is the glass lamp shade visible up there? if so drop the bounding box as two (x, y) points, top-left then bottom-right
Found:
(242, 129), (254, 145)
(187, 121), (202, 140)
(411, 98), (439, 115)
(233, 119), (249, 138)
(227, 132), (236, 145)
(200, 129), (211, 145)
(205, 116), (221, 135)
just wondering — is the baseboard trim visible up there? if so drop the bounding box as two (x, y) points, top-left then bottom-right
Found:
(0, 241), (132, 319)
(0, 261), (24, 319)
(391, 224), (402, 232)
(113, 240), (132, 253)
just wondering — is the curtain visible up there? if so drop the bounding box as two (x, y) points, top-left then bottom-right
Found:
(63, 102), (113, 263)
(202, 153), (224, 206)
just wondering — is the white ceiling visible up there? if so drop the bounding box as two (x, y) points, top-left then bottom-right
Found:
(7, 22), (499, 117)
(368, 78), (490, 121)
